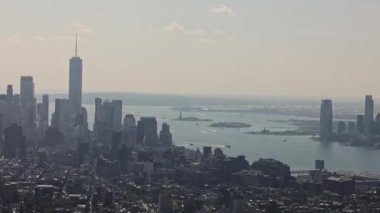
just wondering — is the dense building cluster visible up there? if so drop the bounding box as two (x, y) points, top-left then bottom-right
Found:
(0, 141), (380, 212)
(0, 38), (380, 212)
(320, 95), (380, 146)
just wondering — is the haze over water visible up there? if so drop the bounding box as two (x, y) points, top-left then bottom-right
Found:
(7, 0), (380, 174)
(51, 102), (380, 174)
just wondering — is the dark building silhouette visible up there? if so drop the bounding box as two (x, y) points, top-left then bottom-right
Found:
(3, 182), (18, 203)
(20, 76), (36, 129)
(69, 35), (83, 116)
(93, 98), (123, 145)
(337, 121), (346, 135)
(347, 121), (355, 133)
(0, 114), (3, 139)
(35, 185), (54, 207)
(37, 102), (42, 126)
(96, 157), (120, 179)
(315, 160), (325, 170)
(159, 123), (173, 146)
(111, 132), (122, 150)
(365, 95), (374, 135)
(43, 127), (64, 147)
(52, 99), (71, 133)
(3, 124), (26, 159)
(319, 99), (333, 140)
(123, 114), (137, 147)
(2, 85), (21, 129)
(252, 158), (291, 183)
(77, 142), (90, 164)
(324, 177), (355, 195)
(159, 194), (174, 213)
(137, 117), (158, 146)
(364, 95), (374, 134)
(223, 155), (250, 175)
(6, 85), (13, 99)
(41, 95), (49, 126)
(356, 115), (365, 133)
(123, 114), (136, 132)
(372, 114), (380, 135)
(203, 146), (212, 157)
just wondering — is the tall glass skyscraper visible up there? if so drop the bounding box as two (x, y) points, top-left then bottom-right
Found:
(364, 95), (374, 134)
(320, 99), (333, 140)
(20, 76), (36, 129)
(69, 35), (83, 116)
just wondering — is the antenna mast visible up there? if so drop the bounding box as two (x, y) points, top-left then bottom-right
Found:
(75, 34), (78, 57)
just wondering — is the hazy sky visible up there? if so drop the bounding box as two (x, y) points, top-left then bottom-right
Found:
(1, 0), (380, 98)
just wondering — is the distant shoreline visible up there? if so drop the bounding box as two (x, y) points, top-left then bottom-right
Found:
(172, 117), (213, 122)
(210, 122), (251, 128)
(247, 130), (316, 136)
(247, 119), (319, 136)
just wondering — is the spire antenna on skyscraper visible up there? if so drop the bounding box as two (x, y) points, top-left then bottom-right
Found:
(75, 33), (78, 57)
(69, 32), (83, 116)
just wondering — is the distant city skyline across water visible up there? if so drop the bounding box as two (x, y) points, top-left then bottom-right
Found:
(32, 91), (376, 106)
(33, 92), (380, 101)
(45, 102), (380, 174)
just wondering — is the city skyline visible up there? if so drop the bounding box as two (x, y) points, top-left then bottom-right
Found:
(2, 1), (380, 97)
(2, 2), (380, 212)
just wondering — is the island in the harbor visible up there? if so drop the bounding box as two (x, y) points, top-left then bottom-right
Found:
(247, 119), (319, 136)
(247, 129), (316, 136)
(210, 122), (251, 128)
(172, 111), (213, 122)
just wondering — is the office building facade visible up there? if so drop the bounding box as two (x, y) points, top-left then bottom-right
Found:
(320, 99), (333, 140)
(20, 76), (36, 129)
(69, 36), (83, 116)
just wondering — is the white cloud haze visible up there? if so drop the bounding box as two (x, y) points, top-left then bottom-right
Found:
(0, 1), (380, 98)
(210, 4), (236, 16)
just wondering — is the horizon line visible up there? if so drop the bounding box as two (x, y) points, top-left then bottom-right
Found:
(29, 91), (370, 101)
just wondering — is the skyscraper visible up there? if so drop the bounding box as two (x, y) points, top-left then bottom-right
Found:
(94, 98), (103, 125)
(357, 114), (365, 133)
(42, 95), (49, 125)
(112, 100), (122, 132)
(364, 95), (374, 134)
(123, 114), (136, 132)
(3, 124), (26, 159)
(20, 76), (36, 129)
(320, 99), (333, 140)
(37, 95), (49, 131)
(347, 121), (355, 133)
(93, 98), (123, 144)
(69, 35), (83, 116)
(337, 121), (346, 135)
(122, 114), (137, 147)
(52, 99), (71, 133)
(137, 117), (159, 146)
(6, 85), (13, 100)
(5, 85), (21, 126)
(159, 123), (173, 146)
(36, 103), (43, 127)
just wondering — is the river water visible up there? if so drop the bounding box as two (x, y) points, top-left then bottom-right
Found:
(63, 104), (380, 173)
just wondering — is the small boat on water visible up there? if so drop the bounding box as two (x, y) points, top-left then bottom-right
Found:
(225, 145), (231, 148)
(283, 140), (287, 142)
